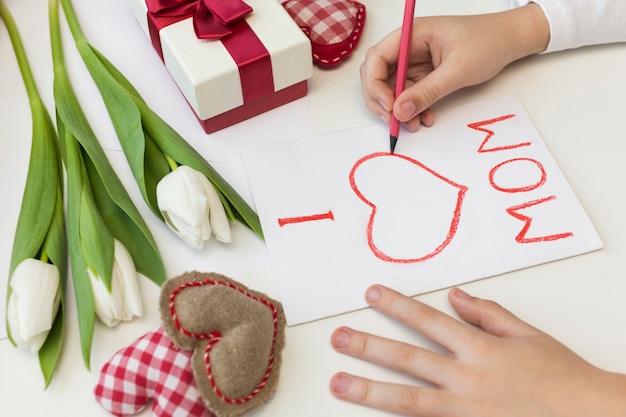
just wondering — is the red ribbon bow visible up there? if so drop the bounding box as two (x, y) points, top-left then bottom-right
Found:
(144, 0), (275, 119)
(149, 0), (253, 40)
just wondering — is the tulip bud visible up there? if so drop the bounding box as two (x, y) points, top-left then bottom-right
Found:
(88, 239), (143, 327)
(6, 258), (61, 353)
(156, 165), (232, 249)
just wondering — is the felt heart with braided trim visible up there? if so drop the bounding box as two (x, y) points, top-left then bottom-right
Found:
(282, 0), (366, 67)
(160, 271), (286, 417)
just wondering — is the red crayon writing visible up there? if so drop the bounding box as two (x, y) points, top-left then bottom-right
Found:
(278, 211), (335, 227)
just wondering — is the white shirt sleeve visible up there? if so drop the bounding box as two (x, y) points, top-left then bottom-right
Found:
(511, 0), (626, 52)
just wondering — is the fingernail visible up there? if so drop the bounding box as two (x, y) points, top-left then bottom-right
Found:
(453, 287), (471, 299)
(378, 99), (390, 112)
(399, 101), (417, 119)
(379, 113), (390, 125)
(333, 328), (351, 348)
(366, 286), (381, 303)
(332, 373), (352, 394)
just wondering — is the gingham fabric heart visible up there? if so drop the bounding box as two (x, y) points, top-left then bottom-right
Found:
(94, 326), (214, 417)
(282, 0), (366, 67)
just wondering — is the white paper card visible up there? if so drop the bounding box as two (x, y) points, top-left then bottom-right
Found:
(241, 95), (603, 325)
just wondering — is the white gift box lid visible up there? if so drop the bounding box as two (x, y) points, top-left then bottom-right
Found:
(129, 0), (313, 121)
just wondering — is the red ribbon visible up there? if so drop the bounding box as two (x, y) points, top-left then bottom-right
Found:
(145, 0), (274, 107)
(149, 0), (252, 40)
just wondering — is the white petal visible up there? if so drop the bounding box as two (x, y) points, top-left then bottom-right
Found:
(112, 240), (143, 319)
(157, 166), (212, 249)
(9, 259), (60, 352)
(88, 268), (123, 327)
(89, 240), (144, 327)
(202, 179), (232, 243)
(26, 333), (48, 354)
(6, 290), (26, 349)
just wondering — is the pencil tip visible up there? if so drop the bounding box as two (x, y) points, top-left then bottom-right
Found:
(390, 135), (398, 153)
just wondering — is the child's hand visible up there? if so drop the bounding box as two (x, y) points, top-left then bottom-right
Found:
(360, 4), (549, 132)
(331, 285), (626, 417)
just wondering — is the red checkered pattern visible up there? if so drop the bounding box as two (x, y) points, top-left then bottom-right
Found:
(284, 0), (359, 44)
(283, 0), (366, 66)
(94, 327), (214, 417)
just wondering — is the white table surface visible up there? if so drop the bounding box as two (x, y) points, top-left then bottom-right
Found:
(1, 0), (626, 416)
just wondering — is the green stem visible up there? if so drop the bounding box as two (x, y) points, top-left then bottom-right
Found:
(165, 155), (179, 172)
(40, 249), (50, 264)
(49, 0), (64, 69)
(59, 0), (86, 43)
(0, 0), (41, 104)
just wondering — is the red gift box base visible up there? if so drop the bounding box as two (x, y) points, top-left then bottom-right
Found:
(195, 81), (308, 134)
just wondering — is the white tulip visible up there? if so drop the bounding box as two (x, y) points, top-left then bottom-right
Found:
(7, 258), (61, 353)
(156, 165), (232, 249)
(88, 239), (143, 327)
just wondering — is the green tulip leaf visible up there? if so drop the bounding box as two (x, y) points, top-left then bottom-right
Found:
(8, 100), (60, 273)
(142, 130), (171, 219)
(85, 155), (166, 286)
(69, 37), (153, 210)
(51, 0), (165, 287)
(59, 0), (263, 240)
(1, 0), (67, 384)
(58, 117), (96, 369)
(38, 305), (64, 388)
(38, 189), (67, 388)
(79, 187), (115, 289)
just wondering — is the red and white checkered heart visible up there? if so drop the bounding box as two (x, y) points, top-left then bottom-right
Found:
(94, 327), (214, 417)
(282, 0), (366, 67)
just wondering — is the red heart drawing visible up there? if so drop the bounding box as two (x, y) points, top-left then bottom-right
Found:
(282, 0), (366, 67)
(349, 152), (468, 263)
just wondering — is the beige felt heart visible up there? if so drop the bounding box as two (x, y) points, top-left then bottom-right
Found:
(160, 271), (286, 417)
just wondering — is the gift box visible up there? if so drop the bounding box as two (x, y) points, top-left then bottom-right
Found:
(129, 0), (313, 133)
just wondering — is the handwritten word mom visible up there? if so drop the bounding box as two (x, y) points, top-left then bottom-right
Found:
(468, 115), (573, 243)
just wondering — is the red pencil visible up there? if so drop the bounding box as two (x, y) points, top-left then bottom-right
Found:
(390, 0), (416, 153)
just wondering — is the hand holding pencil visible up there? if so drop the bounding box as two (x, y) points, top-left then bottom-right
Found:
(360, 5), (550, 139)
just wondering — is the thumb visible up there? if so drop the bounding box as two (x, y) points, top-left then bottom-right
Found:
(448, 288), (540, 338)
(393, 64), (463, 122)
